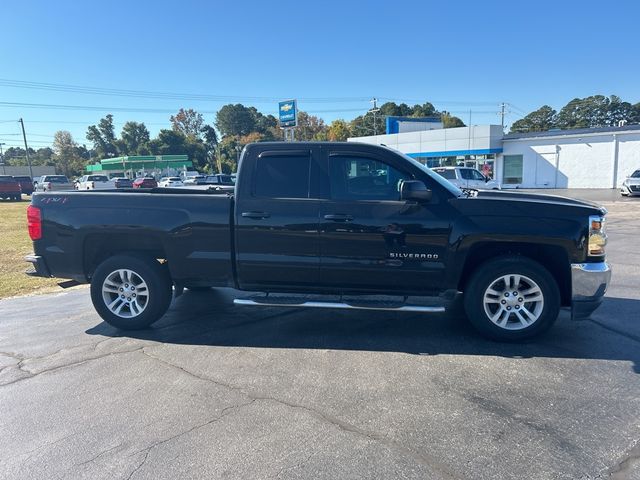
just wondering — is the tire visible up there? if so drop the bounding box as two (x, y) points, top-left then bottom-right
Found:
(90, 254), (172, 330)
(463, 255), (560, 341)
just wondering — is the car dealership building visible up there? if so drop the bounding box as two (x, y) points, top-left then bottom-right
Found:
(349, 120), (640, 188)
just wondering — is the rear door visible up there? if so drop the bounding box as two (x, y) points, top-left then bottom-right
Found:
(234, 147), (321, 290)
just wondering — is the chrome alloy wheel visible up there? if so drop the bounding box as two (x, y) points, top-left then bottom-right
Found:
(483, 274), (544, 330)
(101, 269), (149, 319)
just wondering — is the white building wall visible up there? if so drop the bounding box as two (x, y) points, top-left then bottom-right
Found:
(617, 133), (640, 185)
(350, 125), (503, 155)
(503, 130), (640, 188)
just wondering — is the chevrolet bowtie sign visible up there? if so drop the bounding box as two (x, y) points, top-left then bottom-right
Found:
(278, 100), (297, 128)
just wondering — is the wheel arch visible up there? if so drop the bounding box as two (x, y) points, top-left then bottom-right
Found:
(83, 233), (168, 281)
(458, 242), (571, 306)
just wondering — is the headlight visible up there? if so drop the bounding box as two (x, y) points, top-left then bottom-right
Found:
(588, 215), (607, 256)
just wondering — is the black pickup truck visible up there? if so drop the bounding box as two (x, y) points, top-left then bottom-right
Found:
(26, 142), (611, 341)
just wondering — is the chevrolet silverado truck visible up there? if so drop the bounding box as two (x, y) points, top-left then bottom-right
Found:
(25, 142), (611, 341)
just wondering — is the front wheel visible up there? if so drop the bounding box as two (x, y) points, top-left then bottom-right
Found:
(90, 254), (172, 330)
(463, 256), (560, 341)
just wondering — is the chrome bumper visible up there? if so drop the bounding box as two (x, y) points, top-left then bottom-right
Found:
(571, 262), (611, 319)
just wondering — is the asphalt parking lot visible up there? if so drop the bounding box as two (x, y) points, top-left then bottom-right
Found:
(1, 192), (639, 480)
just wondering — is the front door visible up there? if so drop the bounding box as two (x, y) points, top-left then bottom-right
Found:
(318, 150), (451, 294)
(235, 148), (320, 290)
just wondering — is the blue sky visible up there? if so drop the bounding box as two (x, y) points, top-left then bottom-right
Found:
(0, 0), (638, 149)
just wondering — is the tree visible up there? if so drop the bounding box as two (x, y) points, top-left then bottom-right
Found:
(510, 105), (557, 133)
(170, 108), (205, 138)
(53, 131), (85, 177)
(201, 125), (219, 172)
(86, 114), (119, 158)
(148, 129), (188, 155)
(441, 112), (465, 128)
(411, 102), (437, 117)
(216, 104), (257, 137)
(327, 119), (352, 141)
(295, 111), (328, 141)
(120, 121), (150, 155)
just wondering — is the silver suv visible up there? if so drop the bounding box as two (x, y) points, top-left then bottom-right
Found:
(431, 166), (501, 190)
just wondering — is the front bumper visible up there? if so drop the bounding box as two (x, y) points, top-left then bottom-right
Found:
(621, 184), (640, 196)
(25, 254), (51, 278)
(571, 262), (611, 320)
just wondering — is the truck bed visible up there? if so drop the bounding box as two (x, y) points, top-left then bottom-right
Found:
(31, 188), (234, 285)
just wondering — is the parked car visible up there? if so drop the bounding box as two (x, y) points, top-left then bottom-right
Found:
(158, 177), (184, 188)
(26, 142), (610, 342)
(205, 174), (235, 186)
(183, 175), (206, 185)
(132, 176), (158, 189)
(0, 175), (22, 200)
(111, 177), (133, 189)
(12, 176), (34, 195)
(76, 174), (112, 190)
(180, 171), (201, 183)
(432, 166), (501, 190)
(36, 175), (75, 192)
(620, 169), (640, 196)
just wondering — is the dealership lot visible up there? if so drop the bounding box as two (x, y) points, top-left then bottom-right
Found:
(0, 196), (639, 479)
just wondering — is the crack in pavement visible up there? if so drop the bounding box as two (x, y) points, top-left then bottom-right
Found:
(587, 318), (640, 344)
(124, 399), (256, 480)
(0, 346), (146, 387)
(141, 348), (463, 480)
(607, 439), (640, 479)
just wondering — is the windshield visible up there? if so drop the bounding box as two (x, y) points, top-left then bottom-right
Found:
(386, 148), (463, 196)
(631, 170), (640, 178)
(89, 176), (108, 182)
(45, 176), (69, 183)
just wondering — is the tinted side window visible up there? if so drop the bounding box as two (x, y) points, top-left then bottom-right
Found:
(254, 155), (310, 198)
(459, 169), (474, 180)
(434, 169), (456, 180)
(471, 170), (485, 181)
(329, 156), (411, 201)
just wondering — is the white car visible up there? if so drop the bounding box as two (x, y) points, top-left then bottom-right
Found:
(158, 177), (184, 188)
(76, 174), (112, 190)
(431, 166), (501, 190)
(620, 169), (640, 196)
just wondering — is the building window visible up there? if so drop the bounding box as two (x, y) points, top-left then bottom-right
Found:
(503, 155), (523, 184)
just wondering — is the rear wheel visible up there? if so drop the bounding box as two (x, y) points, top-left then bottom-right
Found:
(463, 256), (560, 341)
(90, 254), (172, 330)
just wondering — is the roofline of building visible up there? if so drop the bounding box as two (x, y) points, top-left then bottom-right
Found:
(503, 124), (640, 141)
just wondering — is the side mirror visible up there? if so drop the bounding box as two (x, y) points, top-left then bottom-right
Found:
(485, 176), (489, 183)
(400, 180), (432, 202)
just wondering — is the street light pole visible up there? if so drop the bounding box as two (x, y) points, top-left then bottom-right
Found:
(19, 118), (34, 179)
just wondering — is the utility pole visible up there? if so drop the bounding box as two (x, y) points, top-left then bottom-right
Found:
(369, 97), (380, 135)
(499, 102), (507, 131)
(0, 142), (5, 174)
(19, 118), (34, 179)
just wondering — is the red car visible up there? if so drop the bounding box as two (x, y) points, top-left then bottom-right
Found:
(132, 177), (158, 189)
(0, 175), (22, 200)
(12, 176), (34, 195)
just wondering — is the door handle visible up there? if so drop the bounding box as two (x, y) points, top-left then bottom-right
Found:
(241, 211), (270, 219)
(324, 214), (354, 222)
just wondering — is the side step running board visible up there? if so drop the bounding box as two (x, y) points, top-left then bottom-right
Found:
(233, 298), (445, 313)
